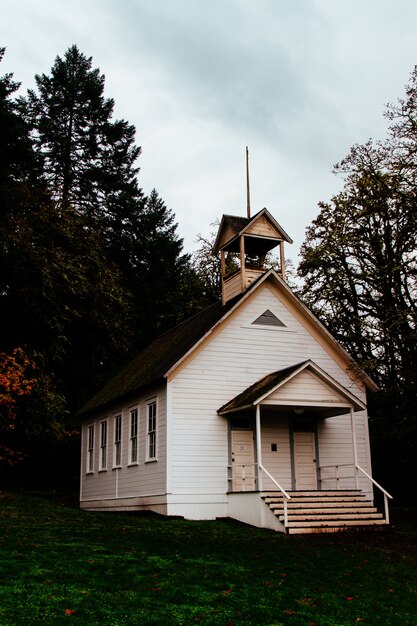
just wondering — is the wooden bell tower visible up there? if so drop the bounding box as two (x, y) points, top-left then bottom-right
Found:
(213, 208), (293, 305)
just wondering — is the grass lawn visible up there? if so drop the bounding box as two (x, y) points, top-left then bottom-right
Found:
(0, 492), (417, 625)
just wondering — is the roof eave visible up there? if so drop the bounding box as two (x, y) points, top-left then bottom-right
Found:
(240, 208), (293, 244)
(164, 271), (274, 379)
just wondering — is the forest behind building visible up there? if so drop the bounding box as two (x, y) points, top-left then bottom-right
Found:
(0, 46), (416, 501)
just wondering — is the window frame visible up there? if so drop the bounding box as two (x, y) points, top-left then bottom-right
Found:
(113, 413), (122, 468)
(99, 419), (107, 471)
(87, 423), (94, 473)
(129, 407), (139, 465)
(146, 398), (157, 462)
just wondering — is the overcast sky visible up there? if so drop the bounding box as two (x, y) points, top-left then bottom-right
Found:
(2, 0), (417, 263)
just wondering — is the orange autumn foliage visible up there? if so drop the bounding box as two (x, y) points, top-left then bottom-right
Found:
(0, 347), (36, 426)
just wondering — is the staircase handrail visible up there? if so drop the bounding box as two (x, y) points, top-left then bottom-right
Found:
(355, 464), (393, 500)
(356, 464), (393, 525)
(259, 463), (291, 527)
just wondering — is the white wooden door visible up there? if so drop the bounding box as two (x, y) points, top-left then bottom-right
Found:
(231, 430), (256, 491)
(293, 431), (317, 490)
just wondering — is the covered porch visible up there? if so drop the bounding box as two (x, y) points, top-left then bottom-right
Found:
(218, 360), (392, 533)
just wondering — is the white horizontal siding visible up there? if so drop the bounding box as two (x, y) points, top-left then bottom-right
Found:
(317, 412), (372, 496)
(264, 370), (347, 405)
(170, 283), (371, 496)
(80, 385), (167, 503)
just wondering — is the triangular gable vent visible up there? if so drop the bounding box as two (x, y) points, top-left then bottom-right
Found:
(252, 309), (286, 327)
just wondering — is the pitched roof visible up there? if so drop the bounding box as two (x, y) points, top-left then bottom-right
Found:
(217, 360), (367, 415)
(218, 362), (308, 414)
(213, 208), (293, 254)
(79, 268), (378, 418)
(78, 295), (242, 417)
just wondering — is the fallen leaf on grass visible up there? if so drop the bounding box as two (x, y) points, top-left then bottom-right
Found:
(223, 588), (233, 596)
(151, 587), (162, 592)
(65, 609), (76, 616)
(282, 609), (297, 615)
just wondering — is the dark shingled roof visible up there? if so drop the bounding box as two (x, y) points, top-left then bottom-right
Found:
(218, 361), (309, 415)
(223, 214), (251, 232)
(78, 295), (243, 417)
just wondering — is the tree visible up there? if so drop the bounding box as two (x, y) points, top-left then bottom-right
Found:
(297, 67), (417, 499)
(19, 46), (205, 349)
(20, 45), (142, 223)
(298, 150), (416, 390)
(0, 49), (137, 477)
(0, 348), (36, 466)
(1, 47), (208, 481)
(123, 189), (207, 346)
(192, 223), (222, 302)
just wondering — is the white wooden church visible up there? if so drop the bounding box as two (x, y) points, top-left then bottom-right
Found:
(79, 207), (392, 533)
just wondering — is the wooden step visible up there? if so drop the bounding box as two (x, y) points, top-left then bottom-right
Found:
(288, 522), (387, 535)
(273, 506), (379, 516)
(261, 489), (388, 534)
(268, 500), (372, 509)
(278, 512), (384, 523)
(263, 493), (366, 503)
(262, 490), (363, 498)
(285, 518), (387, 528)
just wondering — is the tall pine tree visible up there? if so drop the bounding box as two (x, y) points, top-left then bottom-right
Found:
(21, 45), (142, 223)
(20, 46), (206, 350)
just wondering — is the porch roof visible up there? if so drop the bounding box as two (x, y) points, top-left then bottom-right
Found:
(217, 360), (367, 416)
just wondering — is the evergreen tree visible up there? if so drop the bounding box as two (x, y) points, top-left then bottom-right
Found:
(20, 45), (142, 223)
(1, 47), (209, 480)
(123, 189), (206, 346)
(20, 46), (206, 348)
(0, 49), (136, 476)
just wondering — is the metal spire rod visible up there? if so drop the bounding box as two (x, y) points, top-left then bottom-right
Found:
(246, 146), (251, 218)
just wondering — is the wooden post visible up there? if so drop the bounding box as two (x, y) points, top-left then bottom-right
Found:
(255, 404), (262, 491)
(280, 242), (285, 280)
(240, 236), (246, 291)
(350, 407), (359, 489)
(220, 250), (226, 305)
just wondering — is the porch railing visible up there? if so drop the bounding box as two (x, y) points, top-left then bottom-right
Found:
(259, 463), (291, 527)
(319, 462), (393, 524)
(228, 463), (292, 527)
(356, 464), (393, 524)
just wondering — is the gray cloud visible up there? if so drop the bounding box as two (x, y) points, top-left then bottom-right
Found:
(1, 0), (417, 259)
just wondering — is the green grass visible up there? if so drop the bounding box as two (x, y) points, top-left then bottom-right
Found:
(1, 492), (417, 625)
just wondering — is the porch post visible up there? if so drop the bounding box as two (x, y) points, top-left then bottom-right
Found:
(240, 235), (246, 291)
(255, 403), (262, 491)
(350, 407), (359, 489)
